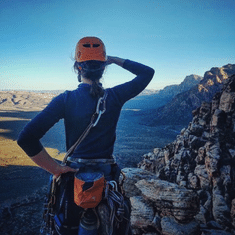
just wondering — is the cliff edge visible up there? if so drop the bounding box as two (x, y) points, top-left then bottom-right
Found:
(131, 74), (235, 234)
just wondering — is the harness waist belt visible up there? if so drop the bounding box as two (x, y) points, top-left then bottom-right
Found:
(67, 157), (115, 165)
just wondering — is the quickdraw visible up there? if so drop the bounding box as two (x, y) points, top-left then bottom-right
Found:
(105, 180), (125, 235)
(40, 176), (58, 235)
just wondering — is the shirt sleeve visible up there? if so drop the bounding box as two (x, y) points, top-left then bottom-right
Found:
(111, 59), (155, 105)
(17, 93), (66, 157)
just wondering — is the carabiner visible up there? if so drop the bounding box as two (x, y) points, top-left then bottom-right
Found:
(96, 92), (107, 114)
(93, 92), (108, 127)
(93, 111), (102, 127)
(108, 180), (118, 191)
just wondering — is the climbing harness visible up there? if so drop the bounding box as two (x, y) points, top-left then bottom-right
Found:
(40, 92), (107, 234)
(67, 157), (115, 165)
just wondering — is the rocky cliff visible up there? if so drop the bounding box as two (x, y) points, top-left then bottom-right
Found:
(142, 64), (235, 126)
(128, 74), (235, 234)
(157, 74), (202, 99)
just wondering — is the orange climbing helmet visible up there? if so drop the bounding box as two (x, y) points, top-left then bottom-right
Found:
(75, 36), (107, 62)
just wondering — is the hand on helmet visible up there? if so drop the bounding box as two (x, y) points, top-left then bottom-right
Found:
(106, 56), (115, 65)
(106, 56), (125, 67)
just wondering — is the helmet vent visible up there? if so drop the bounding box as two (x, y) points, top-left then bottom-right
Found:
(83, 44), (91, 48)
(83, 44), (100, 48)
(93, 44), (100, 48)
(76, 37), (106, 62)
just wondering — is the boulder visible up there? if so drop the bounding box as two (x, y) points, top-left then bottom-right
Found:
(194, 165), (210, 189)
(121, 168), (158, 198)
(212, 190), (231, 227)
(130, 196), (154, 230)
(135, 179), (199, 223)
(161, 216), (200, 235)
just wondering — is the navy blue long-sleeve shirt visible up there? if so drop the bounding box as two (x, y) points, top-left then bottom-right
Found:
(17, 60), (155, 159)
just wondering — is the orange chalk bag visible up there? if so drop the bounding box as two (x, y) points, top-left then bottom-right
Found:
(74, 172), (105, 209)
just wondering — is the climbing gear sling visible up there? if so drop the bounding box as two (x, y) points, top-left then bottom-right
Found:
(62, 91), (108, 165)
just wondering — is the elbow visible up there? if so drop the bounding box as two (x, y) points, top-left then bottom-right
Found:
(17, 133), (43, 157)
(17, 130), (31, 149)
(17, 132), (23, 147)
(150, 68), (155, 78)
(17, 132), (26, 149)
(147, 67), (155, 80)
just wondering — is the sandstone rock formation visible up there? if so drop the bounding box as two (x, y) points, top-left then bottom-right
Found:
(136, 74), (235, 234)
(157, 74), (202, 100)
(122, 168), (201, 235)
(142, 64), (235, 126)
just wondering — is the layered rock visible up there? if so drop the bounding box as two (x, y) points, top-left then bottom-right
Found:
(142, 64), (235, 126)
(135, 179), (199, 223)
(136, 75), (235, 234)
(156, 74), (203, 100)
(122, 168), (200, 235)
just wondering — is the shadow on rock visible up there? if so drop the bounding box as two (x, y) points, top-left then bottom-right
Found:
(0, 165), (50, 235)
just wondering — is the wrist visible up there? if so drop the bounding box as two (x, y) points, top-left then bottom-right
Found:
(107, 56), (126, 67)
(112, 57), (126, 67)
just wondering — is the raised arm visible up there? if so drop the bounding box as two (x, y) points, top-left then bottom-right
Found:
(106, 56), (155, 105)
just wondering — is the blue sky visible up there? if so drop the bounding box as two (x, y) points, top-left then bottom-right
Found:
(1, 0), (235, 91)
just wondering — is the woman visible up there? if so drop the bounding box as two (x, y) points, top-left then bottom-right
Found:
(17, 36), (155, 234)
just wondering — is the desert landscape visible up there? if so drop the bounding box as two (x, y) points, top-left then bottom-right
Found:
(0, 91), (64, 233)
(1, 66), (235, 234)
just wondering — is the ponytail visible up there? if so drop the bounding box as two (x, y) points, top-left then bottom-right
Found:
(90, 80), (104, 97)
(73, 60), (106, 97)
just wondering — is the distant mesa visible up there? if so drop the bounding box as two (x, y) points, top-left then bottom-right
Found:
(0, 90), (58, 111)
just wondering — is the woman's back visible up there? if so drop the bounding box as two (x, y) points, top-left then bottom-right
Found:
(19, 59), (154, 159)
